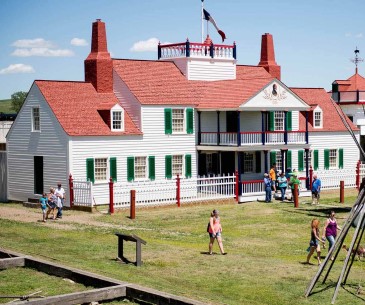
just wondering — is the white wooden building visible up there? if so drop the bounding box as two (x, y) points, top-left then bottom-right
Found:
(6, 19), (360, 205)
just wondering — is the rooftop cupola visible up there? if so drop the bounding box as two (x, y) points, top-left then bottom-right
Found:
(84, 19), (113, 93)
(258, 33), (281, 80)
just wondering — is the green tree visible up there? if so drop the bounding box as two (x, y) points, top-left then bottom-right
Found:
(11, 91), (27, 113)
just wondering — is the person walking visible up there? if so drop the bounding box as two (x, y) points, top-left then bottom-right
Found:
(46, 188), (58, 220)
(322, 211), (341, 260)
(39, 192), (49, 222)
(269, 163), (277, 195)
(55, 182), (66, 219)
(277, 171), (287, 201)
(264, 173), (272, 203)
(306, 218), (322, 266)
(208, 209), (226, 255)
(311, 174), (321, 205)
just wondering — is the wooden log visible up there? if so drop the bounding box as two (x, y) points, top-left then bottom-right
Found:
(0, 257), (25, 269)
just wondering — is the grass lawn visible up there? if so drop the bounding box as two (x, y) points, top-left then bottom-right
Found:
(0, 99), (13, 113)
(1, 189), (365, 305)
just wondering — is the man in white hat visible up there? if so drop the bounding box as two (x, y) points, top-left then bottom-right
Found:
(264, 173), (272, 203)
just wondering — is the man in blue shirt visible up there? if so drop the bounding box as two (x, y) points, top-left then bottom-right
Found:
(312, 174), (321, 205)
(264, 173), (272, 203)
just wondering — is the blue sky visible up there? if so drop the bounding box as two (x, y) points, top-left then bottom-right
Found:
(1, 0), (365, 99)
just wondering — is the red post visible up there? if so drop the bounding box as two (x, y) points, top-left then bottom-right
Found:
(294, 183), (299, 208)
(68, 173), (74, 208)
(130, 190), (136, 219)
(235, 170), (239, 202)
(109, 177), (114, 214)
(356, 160), (361, 190)
(309, 165), (313, 191)
(176, 174), (180, 207)
(340, 180), (344, 203)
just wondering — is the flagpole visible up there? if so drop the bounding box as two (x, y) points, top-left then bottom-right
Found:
(201, 0), (204, 43)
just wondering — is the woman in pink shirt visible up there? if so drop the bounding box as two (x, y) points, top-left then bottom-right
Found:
(208, 209), (226, 255)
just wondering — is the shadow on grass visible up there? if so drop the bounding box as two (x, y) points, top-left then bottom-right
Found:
(281, 206), (352, 219)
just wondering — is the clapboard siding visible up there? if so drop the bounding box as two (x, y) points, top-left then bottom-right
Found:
(187, 59), (236, 81)
(113, 71), (142, 130)
(7, 84), (69, 202)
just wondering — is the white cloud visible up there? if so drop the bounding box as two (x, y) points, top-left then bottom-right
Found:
(11, 48), (74, 57)
(71, 38), (88, 46)
(356, 33), (363, 38)
(345, 33), (351, 37)
(130, 37), (171, 52)
(0, 64), (35, 74)
(12, 38), (55, 48)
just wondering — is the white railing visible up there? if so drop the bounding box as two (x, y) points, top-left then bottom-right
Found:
(200, 132), (218, 145)
(265, 132), (285, 144)
(220, 133), (237, 146)
(359, 163), (365, 181)
(240, 132), (262, 146)
(287, 131), (306, 143)
(72, 180), (93, 207)
(314, 169), (356, 190)
(0, 121), (12, 143)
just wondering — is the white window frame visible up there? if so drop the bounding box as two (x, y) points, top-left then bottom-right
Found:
(32, 107), (40, 132)
(275, 151), (282, 172)
(329, 149), (337, 169)
(110, 105), (124, 132)
(172, 154), (183, 176)
(274, 111), (285, 131)
(313, 108), (323, 128)
(172, 109), (185, 133)
(134, 156), (147, 180)
(94, 157), (108, 182)
(306, 150), (312, 170)
(243, 152), (254, 173)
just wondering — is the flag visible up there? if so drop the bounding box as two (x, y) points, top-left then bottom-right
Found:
(203, 9), (226, 43)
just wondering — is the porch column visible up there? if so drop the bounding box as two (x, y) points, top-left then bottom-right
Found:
(237, 152), (242, 195)
(198, 111), (201, 145)
(280, 149), (287, 173)
(305, 148), (310, 189)
(305, 111), (309, 144)
(264, 150), (269, 173)
(284, 111), (288, 144)
(237, 111), (241, 146)
(261, 111), (266, 145)
(217, 111), (220, 146)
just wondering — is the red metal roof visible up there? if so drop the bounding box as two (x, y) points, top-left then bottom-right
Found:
(35, 80), (142, 136)
(291, 87), (359, 132)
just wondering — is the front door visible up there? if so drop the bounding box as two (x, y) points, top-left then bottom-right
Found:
(34, 156), (43, 195)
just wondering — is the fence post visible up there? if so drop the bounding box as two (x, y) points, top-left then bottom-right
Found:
(235, 170), (239, 202)
(340, 180), (344, 203)
(294, 183), (299, 208)
(109, 177), (114, 214)
(176, 174), (180, 207)
(309, 165), (313, 191)
(68, 174), (74, 208)
(130, 190), (136, 219)
(356, 160), (361, 190)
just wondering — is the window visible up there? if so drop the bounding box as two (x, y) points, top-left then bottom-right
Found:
(165, 154), (191, 178)
(306, 150), (312, 170)
(274, 111), (285, 131)
(314, 110), (323, 128)
(95, 158), (107, 181)
(347, 115), (354, 122)
(86, 157), (117, 183)
(276, 151), (282, 172)
(32, 107), (40, 131)
(243, 152), (254, 173)
(206, 154), (213, 173)
(135, 156), (147, 179)
(112, 111), (123, 130)
(164, 108), (194, 134)
(172, 155), (183, 175)
(329, 149), (337, 168)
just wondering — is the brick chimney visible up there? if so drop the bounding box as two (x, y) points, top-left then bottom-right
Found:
(84, 19), (113, 93)
(258, 33), (281, 80)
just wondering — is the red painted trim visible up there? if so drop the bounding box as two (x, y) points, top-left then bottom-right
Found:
(68, 173), (74, 208)
(176, 174), (180, 207)
(109, 177), (114, 214)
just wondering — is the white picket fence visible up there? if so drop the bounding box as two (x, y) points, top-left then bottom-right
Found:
(72, 179), (93, 207)
(314, 169), (356, 190)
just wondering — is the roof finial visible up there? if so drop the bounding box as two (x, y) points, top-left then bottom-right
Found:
(351, 47), (363, 74)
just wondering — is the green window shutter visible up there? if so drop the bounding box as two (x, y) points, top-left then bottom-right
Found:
(286, 150), (292, 169)
(127, 157), (135, 182)
(164, 108), (172, 134)
(165, 155), (172, 179)
(270, 151), (276, 167)
(86, 158), (95, 183)
(148, 156), (155, 180)
(298, 150), (304, 171)
(110, 157), (117, 182)
(314, 150), (319, 170)
(269, 112), (274, 131)
(255, 151), (261, 173)
(185, 154), (192, 178)
(324, 149), (330, 170)
(286, 112), (292, 131)
(339, 148), (344, 169)
(186, 108), (194, 134)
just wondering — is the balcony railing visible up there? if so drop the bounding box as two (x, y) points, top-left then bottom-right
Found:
(200, 131), (307, 146)
(332, 91), (365, 103)
(158, 40), (236, 60)
(0, 121), (12, 143)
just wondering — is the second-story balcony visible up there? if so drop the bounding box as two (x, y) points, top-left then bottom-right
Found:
(199, 130), (307, 147)
(332, 91), (365, 104)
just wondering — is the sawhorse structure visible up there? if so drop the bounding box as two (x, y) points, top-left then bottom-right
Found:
(115, 233), (147, 267)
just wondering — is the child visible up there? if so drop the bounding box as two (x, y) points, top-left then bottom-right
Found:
(208, 209), (226, 255)
(39, 193), (49, 222)
(306, 218), (322, 265)
(46, 188), (58, 220)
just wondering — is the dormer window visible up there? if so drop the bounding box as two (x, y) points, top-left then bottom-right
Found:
(313, 107), (323, 128)
(110, 104), (124, 132)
